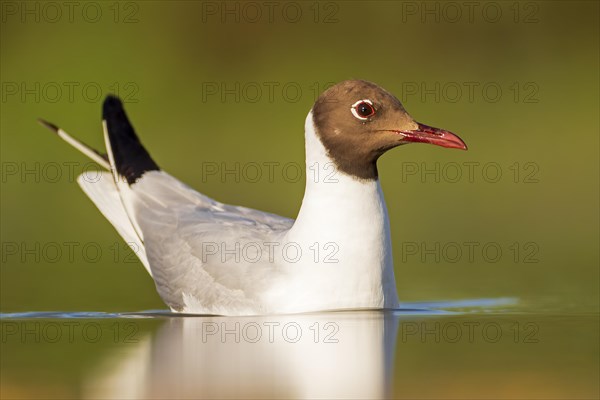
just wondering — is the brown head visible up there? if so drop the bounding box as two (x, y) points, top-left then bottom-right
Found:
(311, 80), (467, 181)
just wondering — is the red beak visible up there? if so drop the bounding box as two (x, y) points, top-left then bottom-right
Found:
(398, 123), (467, 150)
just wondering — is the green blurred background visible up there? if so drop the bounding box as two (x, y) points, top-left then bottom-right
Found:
(1, 0), (598, 313)
(1, 1), (599, 399)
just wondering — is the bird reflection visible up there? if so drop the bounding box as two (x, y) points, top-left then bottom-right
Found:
(84, 311), (399, 399)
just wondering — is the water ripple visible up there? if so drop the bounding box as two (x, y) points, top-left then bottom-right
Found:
(0, 297), (518, 319)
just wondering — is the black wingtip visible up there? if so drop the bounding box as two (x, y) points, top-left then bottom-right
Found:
(102, 95), (160, 185)
(37, 118), (59, 133)
(102, 95), (124, 119)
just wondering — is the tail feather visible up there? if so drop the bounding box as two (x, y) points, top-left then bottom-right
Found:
(102, 96), (159, 185)
(38, 118), (110, 169)
(38, 96), (158, 274)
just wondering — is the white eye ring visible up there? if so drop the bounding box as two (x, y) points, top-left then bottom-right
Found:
(350, 99), (375, 120)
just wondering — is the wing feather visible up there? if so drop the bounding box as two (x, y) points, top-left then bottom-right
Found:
(130, 171), (294, 314)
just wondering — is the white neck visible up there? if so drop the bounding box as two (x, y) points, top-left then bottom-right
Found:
(286, 111), (399, 309)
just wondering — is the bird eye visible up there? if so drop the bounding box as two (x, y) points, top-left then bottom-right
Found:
(351, 99), (375, 120)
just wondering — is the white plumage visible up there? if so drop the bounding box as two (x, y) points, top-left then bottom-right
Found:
(71, 112), (399, 315)
(42, 80), (467, 315)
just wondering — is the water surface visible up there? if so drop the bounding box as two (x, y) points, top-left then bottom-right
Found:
(2, 299), (597, 399)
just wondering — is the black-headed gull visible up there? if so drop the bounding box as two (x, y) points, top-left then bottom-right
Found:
(40, 80), (467, 315)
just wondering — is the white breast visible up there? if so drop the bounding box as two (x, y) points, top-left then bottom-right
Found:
(274, 112), (399, 312)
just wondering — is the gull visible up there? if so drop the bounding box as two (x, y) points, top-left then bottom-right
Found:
(39, 80), (467, 316)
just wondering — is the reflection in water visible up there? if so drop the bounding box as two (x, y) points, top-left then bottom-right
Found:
(1, 299), (523, 399)
(83, 312), (400, 399)
(2, 298), (598, 399)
